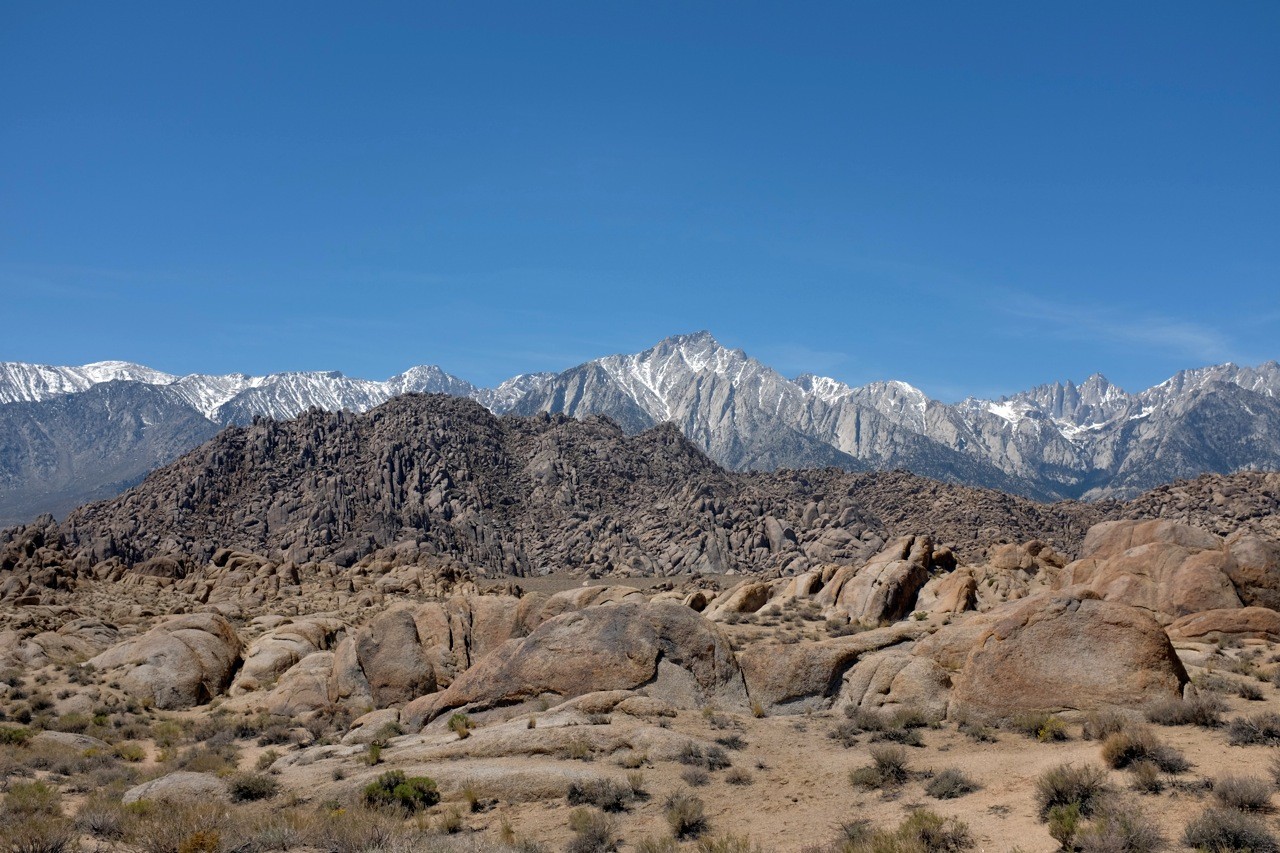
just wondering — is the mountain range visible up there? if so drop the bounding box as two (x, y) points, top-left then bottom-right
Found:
(2, 331), (1278, 525)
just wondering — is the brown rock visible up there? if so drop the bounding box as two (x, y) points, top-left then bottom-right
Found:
(949, 591), (1188, 720)
(1167, 607), (1280, 641)
(815, 536), (932, 624)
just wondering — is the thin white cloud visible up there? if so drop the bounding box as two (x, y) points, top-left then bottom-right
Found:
(997, 293), (1238, 364)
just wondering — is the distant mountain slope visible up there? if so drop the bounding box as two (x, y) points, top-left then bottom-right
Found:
(0, 381), (221, 524)
(2, 334), (1278, 523)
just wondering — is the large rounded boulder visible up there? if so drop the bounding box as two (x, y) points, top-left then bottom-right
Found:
(410, 601), (747, 725)
(88, 613), (243, 709)
(948, 590), (1188, 721)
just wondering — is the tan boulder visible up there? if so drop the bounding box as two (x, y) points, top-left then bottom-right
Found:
(949, 591), (1188, 721)
(704, 581), (772, 620)
(416, 602), (747, 724)
(916, 570), (977, 615)
(738, 622), (930, 715)
(1059, 520), (1241, 620)
(1226, 534), (1280, 609)
(88, 613), (242, 709)
(1167, 607), (1280, 641)
(123, 771), (228, 804)
(230, 617), (347, 695)
(250, 651), (335, 716)
(815, 536), (933, 624)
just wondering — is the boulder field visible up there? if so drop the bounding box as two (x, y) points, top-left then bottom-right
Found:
(12, 517), (1273, 728)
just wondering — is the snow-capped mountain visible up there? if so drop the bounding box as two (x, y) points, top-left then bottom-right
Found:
(2, 336), (1279, 525)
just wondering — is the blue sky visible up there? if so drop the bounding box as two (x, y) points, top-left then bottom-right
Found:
(2, 2), (1277, 401)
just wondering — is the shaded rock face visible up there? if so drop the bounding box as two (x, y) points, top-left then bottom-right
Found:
(948, 592), (1188, 720)
(414, 602), (748, 724)
(1226, 533), (1280, 609)
(88, 613), (243, 709)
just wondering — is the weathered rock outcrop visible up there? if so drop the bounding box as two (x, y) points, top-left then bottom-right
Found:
(814, 536), (937, 623)
(406, 602), (747, 726)
(1058, 520), (1242, 620)
(1167, 607), (1280, 641)
(948, 591), (1188, 720)
(88, 613), (243, 709)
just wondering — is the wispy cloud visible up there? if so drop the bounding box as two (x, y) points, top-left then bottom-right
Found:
(995, 293), (1239, 364)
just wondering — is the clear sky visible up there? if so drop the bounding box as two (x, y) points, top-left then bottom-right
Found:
(2, 2), (1277, 401)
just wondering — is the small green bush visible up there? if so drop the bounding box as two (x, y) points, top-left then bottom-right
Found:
(361, 769), (439, 813)
(447, 712), (472, 739)
(1010, 711), (1069, 742)
(0, 725), (33, 745)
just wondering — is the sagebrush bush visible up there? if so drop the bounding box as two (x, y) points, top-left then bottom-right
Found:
(1183, 806), (1278, 853)
(1035, 763), (1112, 819)
(1076, 800), (1165, 853)
(926, 767), (978, 799)
(227, 771), (280, 802)
(566, 778), (633, 812)
(665, 790), (708, 839)
(1128, 760), (1164, 794)
(1144, 694), (1225, 727)
(1010, 711), (1069, 742)
(1227, 712), (1280, 746)
(836, 809), (972, 853)
(360, 769), (439, 813)
(1099, 727), (1188, 773)
(1214, 775), (1274, 813)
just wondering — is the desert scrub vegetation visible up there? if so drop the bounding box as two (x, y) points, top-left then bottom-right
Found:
(361, 769), (440, 813)
(226, 771), (281, 802)
(567, 806), (618, 853)
(848, 744), (911, 790)
(1144, 693), (1226, 727)
(832, 809), (972, 853)
(1008, 710), (1069, 742)
(665, 789), (709, 839)
(566, 778), (636, 812)
(1099, 725), (1189, 773)
(1072, 799), (1165, 853)
(1227, 712), (1280, 746)
(925, 767), (978, 799)
(1034, 763), (1113, 820)
(1183, 806), (1279, 853)
(832, 706), (929, 748)
(447, 711), (473, 739)
(1213, 775), (1274, 812)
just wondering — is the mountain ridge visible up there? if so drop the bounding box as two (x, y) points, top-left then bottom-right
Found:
(2, 332), (1278, 524)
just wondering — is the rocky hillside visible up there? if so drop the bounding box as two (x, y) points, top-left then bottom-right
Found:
(1, 395), (1115, 586)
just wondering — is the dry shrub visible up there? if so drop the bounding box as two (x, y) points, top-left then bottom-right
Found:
(1183, 806), (1278, 853)
(1099, 727), (1189, 773)
(694, 835), (766, 853)
(925, 768), (978, 800)
(1035, 763), (1112, 820)
(566, 778), (633, 812)
(123, 800), (230, 853)
(836, 809), (972, 853)
(1227, 712), (1280, 746)
(1144, 694), (1225, 727)
(1076, 799), (1165, 853)
(1214, 776), (1274, 813)
(1009, 711), (1069, 742)
(665, 790), (708, 839)
(567, 807), (618, 853)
